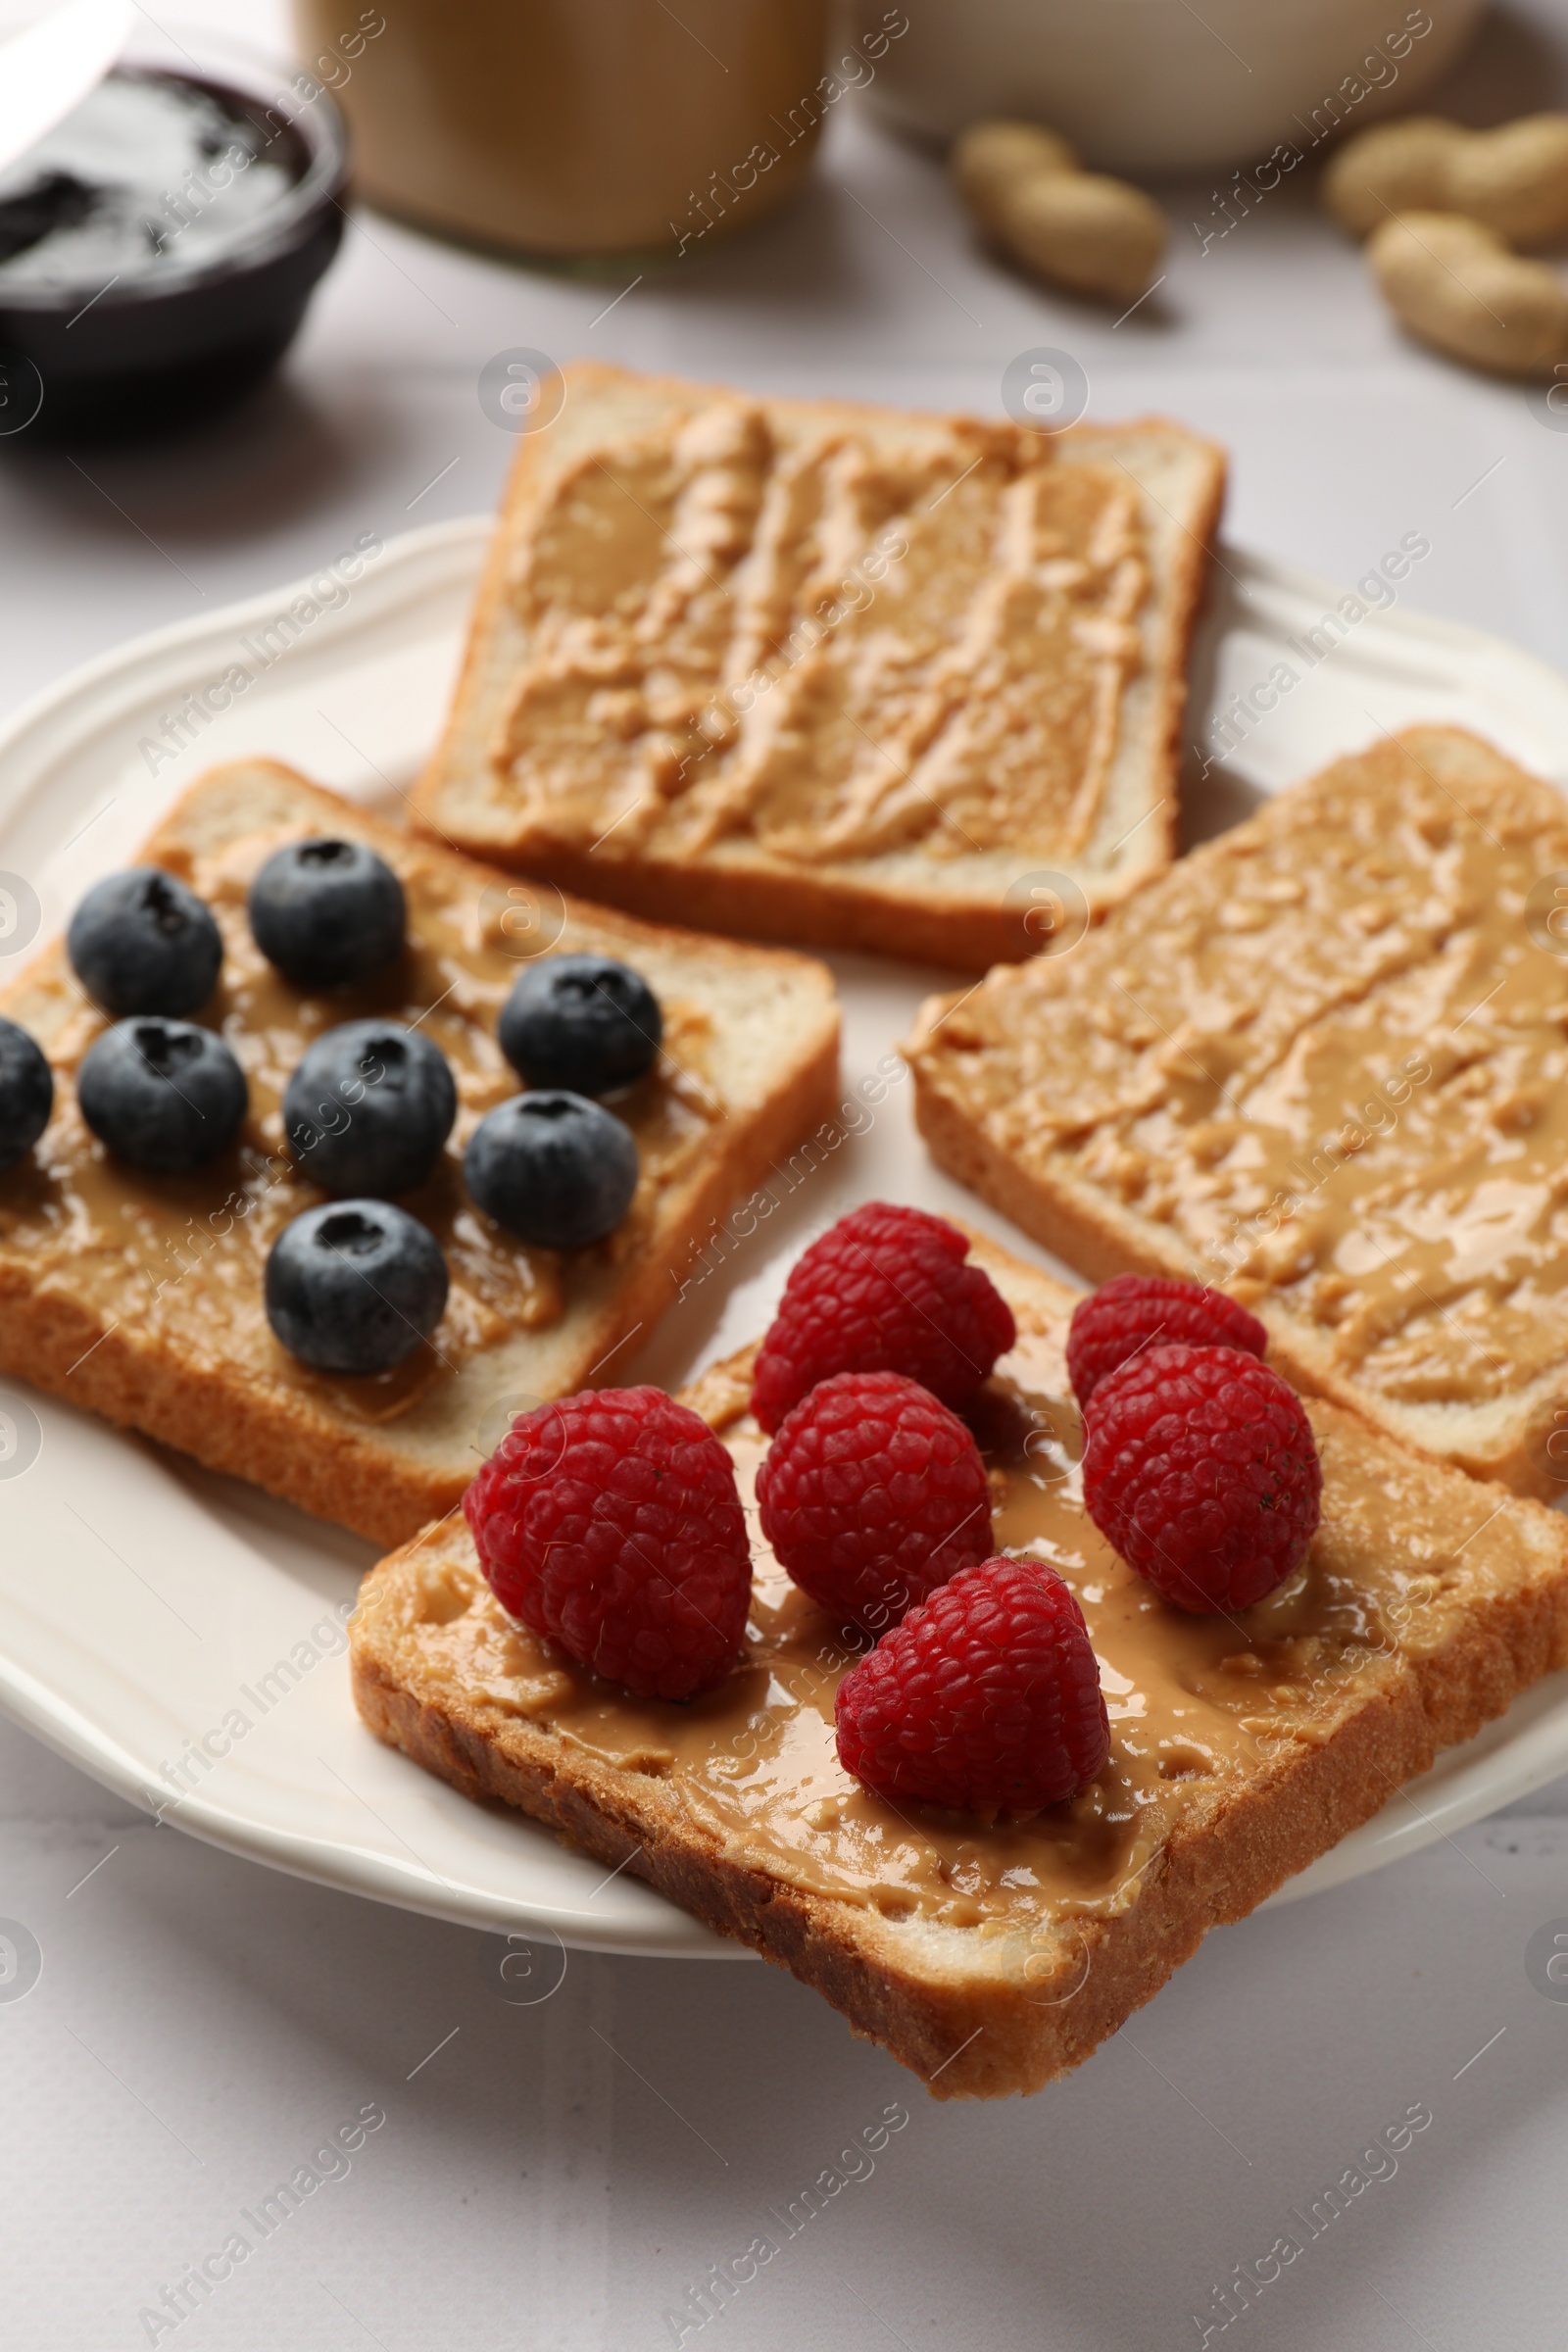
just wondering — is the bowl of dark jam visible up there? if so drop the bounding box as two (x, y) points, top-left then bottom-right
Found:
(0, 22), (348, 441)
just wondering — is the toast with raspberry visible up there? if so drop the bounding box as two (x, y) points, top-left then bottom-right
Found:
(414, 361), (1226, 969)
(350, 1229), (1568, 2099)
(0, 760), (839, 1544)
(907, 726), (1568, 1500)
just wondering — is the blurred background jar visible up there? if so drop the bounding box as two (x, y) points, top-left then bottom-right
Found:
(292, 0), (831, 266)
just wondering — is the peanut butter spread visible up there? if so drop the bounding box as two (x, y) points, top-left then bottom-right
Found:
(494, 401), (1147, 868)
(374, 1333), (1522, 1929)
(916, 736), (1568, 1410)
(0, 801), (717, 1421)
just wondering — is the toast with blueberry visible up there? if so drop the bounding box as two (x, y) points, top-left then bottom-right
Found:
(0, 760), (839, 1544)
(415, 361), (1226, 969)
(350, 1217), (1568, 2099)
(906, 726), (1568, 1499)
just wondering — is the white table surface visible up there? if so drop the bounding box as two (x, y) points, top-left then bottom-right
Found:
(6, 4), (1568, 2345)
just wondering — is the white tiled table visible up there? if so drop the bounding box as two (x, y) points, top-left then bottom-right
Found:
(5, 5), (1568, 2344)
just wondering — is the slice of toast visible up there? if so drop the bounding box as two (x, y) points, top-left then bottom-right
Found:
(908, 725), (1568, 1499)
(349, 1229), (1568, 2099)
(414, 361), (1226, 970)
(0, 760), (839, 1545)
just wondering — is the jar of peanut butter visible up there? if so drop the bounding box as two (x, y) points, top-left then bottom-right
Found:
(291, 0), (831, 265)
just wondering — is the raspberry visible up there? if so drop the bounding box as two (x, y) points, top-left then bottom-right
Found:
(1067, 1274), (1266, 1409)
(756, 1372), (992, 1633)
(1082, 1344), (1321, 1615)
(751, 1202), (1016, 1435)
(834, 1556), (1108, 1813)
(464, 1387), (751, 1699)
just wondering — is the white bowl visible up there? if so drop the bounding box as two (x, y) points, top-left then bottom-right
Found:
(859, 0), (1484, 175)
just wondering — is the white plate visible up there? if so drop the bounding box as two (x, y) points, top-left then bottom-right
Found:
(2, 516), (1566, 1955)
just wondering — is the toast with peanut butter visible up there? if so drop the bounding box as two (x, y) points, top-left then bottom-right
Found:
(908, 726), (1568, 1501)
(0, 760), (839, 1545)
(350, 1231), (1568, 2100)
(415, 361), (1226, 969)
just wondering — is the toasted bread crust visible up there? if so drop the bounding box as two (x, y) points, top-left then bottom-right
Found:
(0, 762), (840, 1546)
(0, 1270), (447, 1545)
(414, 362), (1227, 969)
(350, 1239), (1568, 2096)
(411, 838), (1058, 976)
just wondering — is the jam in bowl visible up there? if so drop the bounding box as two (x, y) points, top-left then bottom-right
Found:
(0, 22), (349, 440)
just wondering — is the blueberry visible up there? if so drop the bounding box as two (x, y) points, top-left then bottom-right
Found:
(283, 1019), (457, 1197)
(77, 1018), (247, 1173)
(0, 1016), (52, 1170)
(248, 837), (406, 988)
(68, 868), (223, 1017)
(498, 955), (662, 1096)
(265, 1199), (448, 1374)
(464, 1091), (638, 1250)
